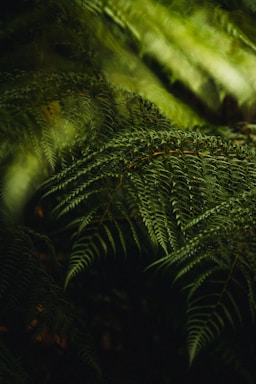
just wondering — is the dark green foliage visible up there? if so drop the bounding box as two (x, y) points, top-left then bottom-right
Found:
(44, 125), (256, 364)
(0, 223), (101, 382)
(1, 0), (256, 382)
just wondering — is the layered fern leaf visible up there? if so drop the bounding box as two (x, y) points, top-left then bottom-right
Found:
(43, 124), (256, 361)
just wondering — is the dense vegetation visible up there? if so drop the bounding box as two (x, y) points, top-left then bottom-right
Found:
(1, 0), (256, 383)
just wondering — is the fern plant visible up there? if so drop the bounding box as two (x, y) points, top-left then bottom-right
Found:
(1, 0), (256, 382)
(43, 123), (256, 364)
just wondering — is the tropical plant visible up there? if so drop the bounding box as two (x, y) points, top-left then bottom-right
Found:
(1, 0), (256, 382)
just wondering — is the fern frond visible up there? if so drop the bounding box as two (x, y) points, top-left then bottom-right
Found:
(44, 128), (256, 299)
(64, 200), (143, 288)
(70, 315), (102, 377)
(186, 270), (244, 365)
(153, 192), (256, 362)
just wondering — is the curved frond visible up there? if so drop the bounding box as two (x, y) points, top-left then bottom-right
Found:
(44, 128), (256, 298)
